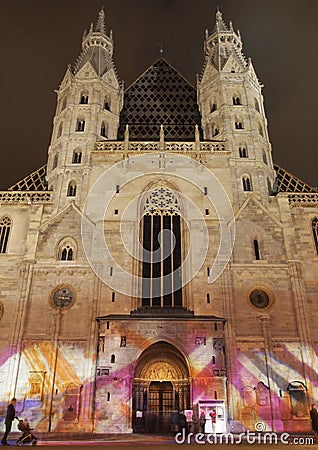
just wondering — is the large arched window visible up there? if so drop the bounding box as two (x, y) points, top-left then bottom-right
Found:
(312, 218), (318, 255)
(141, 188), (183, 308)
(0, 216), (11, 254)
(57, 238), (77, 261)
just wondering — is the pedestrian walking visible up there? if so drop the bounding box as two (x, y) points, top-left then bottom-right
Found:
(310, 403), (318, 443)
(1, 398), (17, 446)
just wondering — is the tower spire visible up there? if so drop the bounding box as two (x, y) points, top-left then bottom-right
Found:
(47, 8), (123, 211)
(198, 9), (275, 200)
(201, 9), (247, 73)
(214, 8), (230, 33)
(74, 7), (119, 78)
(95, 8), (106, 34)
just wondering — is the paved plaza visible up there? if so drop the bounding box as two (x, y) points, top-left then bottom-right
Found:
(2, 432), (317, 449)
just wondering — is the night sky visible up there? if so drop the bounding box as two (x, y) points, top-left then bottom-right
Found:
(0, 0), (317, 190)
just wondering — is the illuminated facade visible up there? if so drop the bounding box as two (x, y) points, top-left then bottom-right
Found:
(0, 9), (317, 435)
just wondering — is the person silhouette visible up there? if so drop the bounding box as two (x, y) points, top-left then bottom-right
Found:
(1, 398), (17, 445)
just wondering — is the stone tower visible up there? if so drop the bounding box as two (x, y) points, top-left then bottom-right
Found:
(198, 10), (275, 203)
(46, 9), (123, 211)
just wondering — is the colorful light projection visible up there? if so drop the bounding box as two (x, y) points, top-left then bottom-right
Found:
(0, 341), (91, 432)
(94, 323), (317, 433)
(0, 328), (317, 433)
(232, 342), (317, 432)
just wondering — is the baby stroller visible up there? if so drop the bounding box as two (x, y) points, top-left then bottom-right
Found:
(16, 418), (37, 446)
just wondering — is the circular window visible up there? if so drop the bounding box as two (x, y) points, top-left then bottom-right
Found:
(249, 289), (270, 309)
(51, 287), (74, 310)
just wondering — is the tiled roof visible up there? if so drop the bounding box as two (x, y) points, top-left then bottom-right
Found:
(274, 164), (316, 193)
(8, 165), (47, 191)
(117, 58), (203, 141)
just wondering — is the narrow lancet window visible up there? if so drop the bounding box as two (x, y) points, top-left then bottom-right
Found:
(312, 218), (318, 255)
(72, 150), (82, 164)
(0, 216), (11, 254)
(242, 176), (252, 192)
(67, 181), (77, 197)
(76, 119), (85, 132)
(253, 239), (260, 260)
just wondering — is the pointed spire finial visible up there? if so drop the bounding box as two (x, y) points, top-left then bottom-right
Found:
(195, 125), (201, 151)
(158, 41), (164, 55)
(195, 124), (200, 142)
(124, 124), (130, 141)
(213, 7), (230, 34)
(216, 6), (223, 21)
(95, 7), (106, 34)
(159, 124), (165, 150)
(124, 124), (129, 151)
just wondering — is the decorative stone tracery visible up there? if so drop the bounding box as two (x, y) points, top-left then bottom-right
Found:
(143, 188), (180, 216)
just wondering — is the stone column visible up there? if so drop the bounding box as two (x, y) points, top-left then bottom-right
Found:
(220, 263), (237, 426)
(8, 262), (34, 399)
(258, 314), (274, 431)
(48, 309), (63, 432)
(287, 260), (312, 396)
(81, 265), (103, 430)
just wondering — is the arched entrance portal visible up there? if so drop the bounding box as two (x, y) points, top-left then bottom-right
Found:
(132, 341), (190, 433)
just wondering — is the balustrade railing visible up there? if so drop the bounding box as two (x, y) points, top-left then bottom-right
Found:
(94, 140), (226, 152)
(0, 191), (53, 204)
(287, 193), (318, 207)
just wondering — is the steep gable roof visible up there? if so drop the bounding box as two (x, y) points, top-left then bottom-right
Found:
(117, 58), (203, 141)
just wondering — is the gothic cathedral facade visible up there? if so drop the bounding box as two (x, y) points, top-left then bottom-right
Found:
(0, 9), (317, 434)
